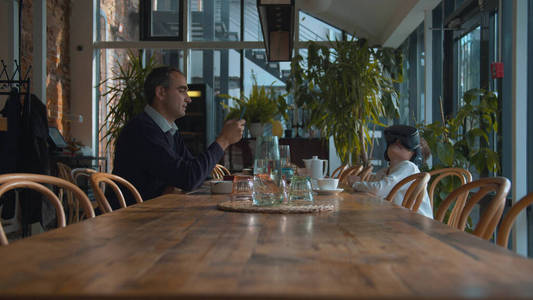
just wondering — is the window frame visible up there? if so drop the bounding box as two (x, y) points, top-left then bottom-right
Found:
(140, 0), (184, 41)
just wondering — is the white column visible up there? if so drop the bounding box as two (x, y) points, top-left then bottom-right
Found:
(424, 9), (432, 125)
(511, 0), (528, 256)
(32, 0), (46, 104)
(70, 0), (95, 154)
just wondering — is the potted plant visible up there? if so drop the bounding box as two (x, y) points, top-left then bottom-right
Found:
(220, 74), (288, 137)
(418, 88), (500, 218)
(286, 37), (403, 165)
(98, 50), (157, 150)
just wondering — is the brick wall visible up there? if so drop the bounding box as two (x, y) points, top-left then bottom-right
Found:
(21, 0), (71, 139)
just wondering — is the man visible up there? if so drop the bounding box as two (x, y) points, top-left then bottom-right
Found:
(111, 66), (245, 207)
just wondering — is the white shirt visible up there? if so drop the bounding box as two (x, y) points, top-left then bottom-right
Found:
(144, 105), (178, 136)
(352, 161), (433, 219)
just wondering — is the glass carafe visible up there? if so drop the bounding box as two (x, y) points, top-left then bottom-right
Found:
(252, 136), (282, 205)
(253, 136), (280, 177)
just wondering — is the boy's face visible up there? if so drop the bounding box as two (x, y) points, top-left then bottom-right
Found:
(387, 140), (414, 162)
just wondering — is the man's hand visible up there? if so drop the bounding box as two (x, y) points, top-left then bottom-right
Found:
(216, 119), (246, 150)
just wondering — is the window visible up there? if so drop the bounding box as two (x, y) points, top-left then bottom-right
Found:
(397, 23), (425, 126)
(299, 11), (342, 41)
(456, 26), (481, 106)
(141, 0), (183, 40)
(244, 0), (262, 41)
(189, 0), (241, 41)
(97, 0), (140, 41)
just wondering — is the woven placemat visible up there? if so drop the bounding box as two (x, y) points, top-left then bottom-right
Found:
(217, 199), (336, 214)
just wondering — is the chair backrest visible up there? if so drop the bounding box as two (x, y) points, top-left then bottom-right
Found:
(56, 162), (77, 224)
(359, 165), (374, 182)
(385, 172), (431, 212)
(331, 164), (348, 179)
(90, 173), (143, 213)
(435, 177), (510, 240)
(57, 162), (75, 182)
(0, 180), (66, 246)
(211, 164), (231, 180)
(0, 173), (96, 245)
(56, 164), (99, 224)
(71, 168), (99, 220)
(428, 168), (472, 206)
(0, 173), (95, 220)
(496, 192), (533, 247)
(72, 168), (97, 184)
(428, 168), (472, 227)
(338, 165), (363, 186)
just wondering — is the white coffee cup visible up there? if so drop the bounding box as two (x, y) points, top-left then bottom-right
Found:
(317, 178), (339, 190)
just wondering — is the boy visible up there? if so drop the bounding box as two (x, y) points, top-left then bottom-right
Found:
(349, 125), (433, 218)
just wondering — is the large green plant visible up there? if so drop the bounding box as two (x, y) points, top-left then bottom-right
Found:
(287, 38), (403, 165)
(419, 88), (500, 214)
(98, 50), (157, 149)
(220, 74), (288, 124)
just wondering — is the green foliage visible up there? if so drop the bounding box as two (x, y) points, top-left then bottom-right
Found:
(98, 50), (157, 150)
(220, 74), (288, 124)
(419, 88), (500, 216)
(286, 37), (403, 165)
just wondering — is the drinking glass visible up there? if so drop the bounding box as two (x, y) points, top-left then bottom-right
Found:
(288, 176), (314, 205)
(252, 174), (283, 206)
(231, 175), (253, 202)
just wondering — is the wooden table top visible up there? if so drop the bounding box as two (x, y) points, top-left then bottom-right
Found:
(0, 192), (532, 299)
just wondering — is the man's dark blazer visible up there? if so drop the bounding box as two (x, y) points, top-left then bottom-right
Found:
(111, 111), (223, 208)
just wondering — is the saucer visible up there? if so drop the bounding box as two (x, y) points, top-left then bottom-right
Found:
(313, 188), (343, 195)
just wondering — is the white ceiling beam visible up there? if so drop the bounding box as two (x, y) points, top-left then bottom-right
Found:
(382, 0), (441, 48)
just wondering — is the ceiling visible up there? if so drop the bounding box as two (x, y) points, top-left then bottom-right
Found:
(297, 0), (441, 48)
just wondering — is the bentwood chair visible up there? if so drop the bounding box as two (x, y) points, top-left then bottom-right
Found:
(90, 173), (143, 213)
(428, 168), (472, 227)
(338, 165), (363, 187)
(496, 192), (533, 247)
(331, 164), (348, 179)
(56, 162), (78, 223)
(57, 163), (99, 223)
(0, 173), (95, 246)
(435, 177), (510, 240)
(386, 172), (431, 212)
(72, 168), (99, 217)
(359, 165), (374, 182)
(211, 164), (231, 180)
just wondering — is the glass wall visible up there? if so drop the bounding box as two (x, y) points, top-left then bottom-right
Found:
(397, 23), (425, 126)
(299, 11), (342, 41)
(188, 0), (241, 41)
(456, 26), (481, 106)
(94, 0), (359, 167)
(243, 0), (262, 41)
(97, 0), (140, 41)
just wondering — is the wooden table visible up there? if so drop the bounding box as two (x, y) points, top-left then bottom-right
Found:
(0, 192), (533, 299)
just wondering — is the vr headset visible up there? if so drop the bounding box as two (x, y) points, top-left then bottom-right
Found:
(384, 125), (423, 166)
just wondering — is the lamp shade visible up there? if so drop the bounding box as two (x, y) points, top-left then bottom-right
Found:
(257, 0), (295, 62)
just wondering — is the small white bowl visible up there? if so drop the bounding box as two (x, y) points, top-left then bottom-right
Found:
(210, 180), (233, 194)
